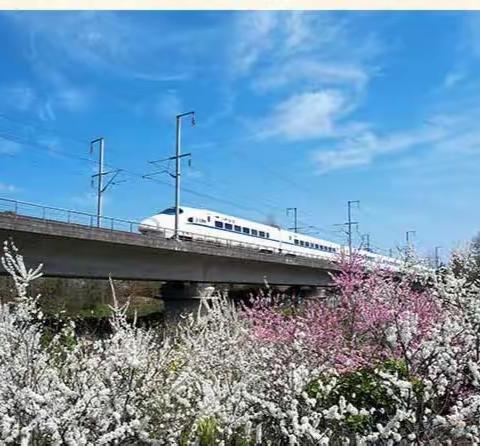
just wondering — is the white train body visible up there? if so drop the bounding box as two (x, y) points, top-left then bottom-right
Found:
(139, 206), (401, 268)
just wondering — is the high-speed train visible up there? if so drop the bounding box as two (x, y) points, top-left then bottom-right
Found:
(139, 206), (401, 268)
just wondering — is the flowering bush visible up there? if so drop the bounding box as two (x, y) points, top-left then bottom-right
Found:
(2, 240), (480, 444)
(245, 256), (441, 371)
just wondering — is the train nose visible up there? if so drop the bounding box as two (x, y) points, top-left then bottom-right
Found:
(139, 218), (159, 233)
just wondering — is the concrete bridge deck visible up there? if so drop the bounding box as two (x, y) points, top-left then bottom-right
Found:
(0, 206), (339, 286)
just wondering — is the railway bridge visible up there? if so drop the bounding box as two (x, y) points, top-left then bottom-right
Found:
(0, 198), (339, 288)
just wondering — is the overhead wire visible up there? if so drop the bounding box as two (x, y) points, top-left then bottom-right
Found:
(0, 127), (286, 219)
(0, 112), (325, 217)
(0, 113), (359, 245)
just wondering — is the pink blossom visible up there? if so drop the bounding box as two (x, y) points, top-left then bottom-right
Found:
(244, 254), (441, 371)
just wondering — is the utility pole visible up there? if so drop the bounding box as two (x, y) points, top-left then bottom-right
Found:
(174, 111), (195, 240)
(405, 230), (416, 261)
(347, 200), (360, 257)
(286, 207), (298, 233)
(434, 246), (442, 269)
(90, 138), (122, 227)
(143, 112), (195, 240)
(91, 138), (104, 227)
(362, 233), (370, 252)
(406, 230), (416, 246)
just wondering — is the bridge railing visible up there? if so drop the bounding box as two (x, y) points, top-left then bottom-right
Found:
(0, 197), (331, 262)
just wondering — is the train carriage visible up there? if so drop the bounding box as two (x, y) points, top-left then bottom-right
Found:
(139, 206), (402, 269)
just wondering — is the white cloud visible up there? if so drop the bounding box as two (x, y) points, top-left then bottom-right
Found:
(443, 70), (466, 89)
(7, 12), (215, 82)
(235, 12), (382, 157)
(310, 110), (480, 174)
(0, 75), (92, 122)
(133, 72), (190, 82)
(55, 87), (92, 113)
(0, 138), (23, 155)
(0, 182), (17, 193)
(0, 84), (36, 111)
(38, 100), (56, 122)
(253, 60), (369, 93)
(232, 12), (278, 75)
(232, 12), (380, 88)
(258, 89), (350, 141)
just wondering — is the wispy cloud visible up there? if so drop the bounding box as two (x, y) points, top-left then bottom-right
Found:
(6, 12), (217, 82)
(233, 12), (381, 87)
(311, 125), (446, 174)
(257, 89), (351, 141)
(234, 12), (382, 153)
(0, 137), (23, 155)
(2, 11), (224, 122)
(253, 60), (369, 93)
(133, 72), (190, 82)
(311, 105), (480, 174)
(443, 70), (466, 89)
(0, 182), (18, 193)
(0, 75), (92, 122)
(231, 12), (278, 75)
(0, 84), (36, 112)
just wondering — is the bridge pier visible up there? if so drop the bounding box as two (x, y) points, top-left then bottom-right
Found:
(159, 281), (216, 300)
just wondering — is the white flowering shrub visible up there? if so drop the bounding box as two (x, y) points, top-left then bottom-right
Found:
(2, 239), (480, 445)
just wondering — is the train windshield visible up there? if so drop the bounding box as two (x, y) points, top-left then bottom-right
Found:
(160, 207), (184, 215)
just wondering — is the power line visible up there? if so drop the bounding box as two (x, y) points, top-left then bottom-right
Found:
(0, 119), (368, 248)
(0, 113), (345, 240)
(0, 112), (91, 147)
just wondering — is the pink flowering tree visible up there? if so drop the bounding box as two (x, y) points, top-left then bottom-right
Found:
(244, 254), (441, 371)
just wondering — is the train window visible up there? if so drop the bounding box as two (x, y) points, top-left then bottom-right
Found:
(266, 233), (270, 238)
(300, 241), (305, 246)
(234, 225), (241, 232)
(242, 227), (250, 234)
(259, 231), (265, 237)
(252, 229), (258, 236)
(294, 239), (299, 245)
(188, 217), (193, 223)
(305, 242), (310, 247)
(215, 221), (223, 229)
(225, 223), (233, 230)
(207, 216), (211, 222)
(161, 207), (184, 215)
(315, 244), (319, 249)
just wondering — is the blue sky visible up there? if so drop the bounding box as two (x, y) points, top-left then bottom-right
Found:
(0, 11), (479, 259)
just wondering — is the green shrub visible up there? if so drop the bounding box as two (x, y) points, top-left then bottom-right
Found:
(306, 359), (423, 439)
(197, 417), (219, 445)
